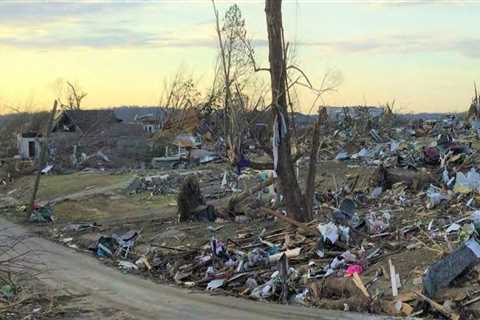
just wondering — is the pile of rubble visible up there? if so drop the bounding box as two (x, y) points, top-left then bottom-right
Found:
(41, 113), (480, 319)
(127, 174), (179, 195)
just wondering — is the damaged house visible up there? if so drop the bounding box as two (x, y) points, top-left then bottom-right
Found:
(151, 108), (221, 167)
(17, 132), (43, 160)
(50, 109), (150, 169)
(135, 113), (163, 134)
(52, 109), (122, 134)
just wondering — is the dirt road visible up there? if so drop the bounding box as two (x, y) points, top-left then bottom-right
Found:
(1, 217), (395, 320)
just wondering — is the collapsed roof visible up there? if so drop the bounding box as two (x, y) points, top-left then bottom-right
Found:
(52, 109), (122, 134)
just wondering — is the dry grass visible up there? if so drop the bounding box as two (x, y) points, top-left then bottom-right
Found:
(53, 193), (177, 223)
(5, 172), (132, 203)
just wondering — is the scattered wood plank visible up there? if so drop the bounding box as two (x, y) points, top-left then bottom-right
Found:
(351, 272), (370, 298)
(389, 259), (398, 297)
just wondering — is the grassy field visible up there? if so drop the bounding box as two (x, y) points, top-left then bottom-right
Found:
(5, 172), (133, 203)
(1, 171), (180, 224)
(53, 193), (177, 222)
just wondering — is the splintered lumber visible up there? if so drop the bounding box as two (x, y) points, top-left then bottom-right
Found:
(374, 166), (438, 191)
(268, 248), (301, 263)
(261, 208), (317, 235)
(462, 294), (480, 307)
(229, 176), (274, 207)
(389, 259), (398, 297)
(414, 291), (460, 320)
(351, 272), (370, 298)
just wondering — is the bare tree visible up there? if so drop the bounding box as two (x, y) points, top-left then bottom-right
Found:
(155, 69), (207, 143)
(51, 78), (87, 111)
(212, 1), (258, 164)
(159, 70), (202, 111)
(263, 0), (343, 222)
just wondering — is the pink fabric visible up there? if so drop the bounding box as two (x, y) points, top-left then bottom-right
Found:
(345, 264), (363, 277)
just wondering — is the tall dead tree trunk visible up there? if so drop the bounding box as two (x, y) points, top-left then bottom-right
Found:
(265, 0), (310, 222)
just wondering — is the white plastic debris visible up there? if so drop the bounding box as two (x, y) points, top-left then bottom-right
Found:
(389, 141), (400, 152)
(442, 169), (450, 185)
(118, 260), (138, 271)
(290, 288), (309, 305)
(358, 148), (370, 158)
(338, 225), (350, 243)
(251, 280), (275, 299)
(351, 148), (370, 159)
(317, 222), (339, 244)
(370, 187), (383, 199)
(335, 151), (349, 161)
(471, 120), (480, 137)
(454, 168), (480, 193)
(426, 185), (448, 209)
(315, 249), (325, 258)
(446, 223), (461, 233)
(427, 219), (434, 231)
(467, 197), (475, 209)
(41, 164), (54, 174)
(135, 256), (152, 271)
(471, 210), (480, 224)
(382, 211), (392, 224)
(221, 171), (228, 190)
(245, 277), (258, 289)
(206, 279), (225, 291)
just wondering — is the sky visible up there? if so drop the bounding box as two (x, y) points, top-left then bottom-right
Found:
(0, 0), (478, 114)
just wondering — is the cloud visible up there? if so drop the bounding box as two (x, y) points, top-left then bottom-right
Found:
(370, 0), (466, 7)
(295, 34), (480, 59)
(0, 2), (214, 49)
(0, 28), (156, 49)
(0, 1), (476, 60)
(0, 2), (145, 25)
(453, 38), (480, 58)
(0, 24), (219, 50)
(1, 23), (478, 60)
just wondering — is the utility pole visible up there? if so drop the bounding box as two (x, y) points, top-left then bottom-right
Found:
(27, 100), (58, 220)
